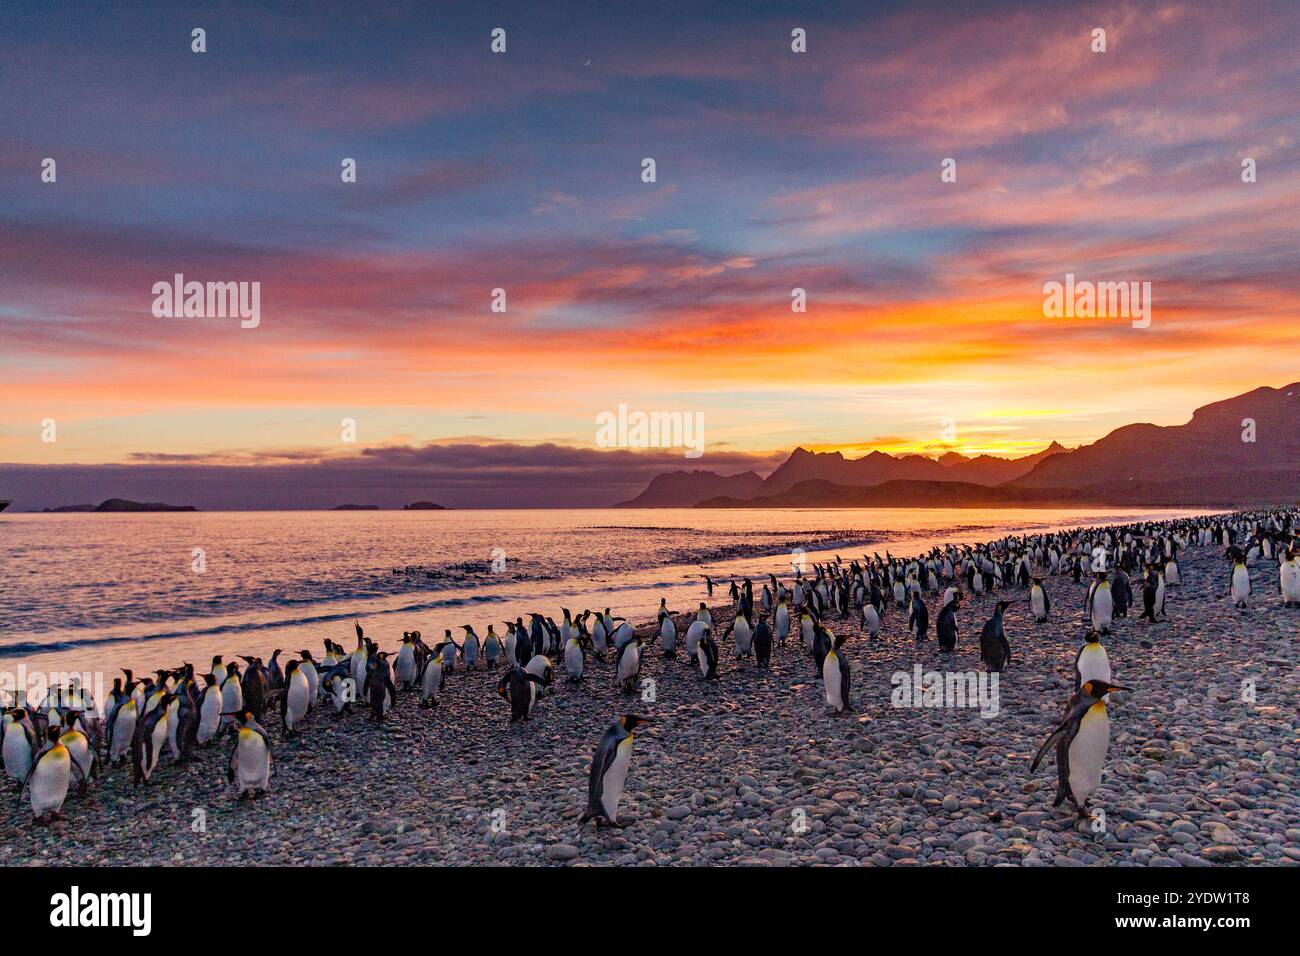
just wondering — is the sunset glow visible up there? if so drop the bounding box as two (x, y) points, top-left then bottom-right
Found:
(2, 1), (1297, 476)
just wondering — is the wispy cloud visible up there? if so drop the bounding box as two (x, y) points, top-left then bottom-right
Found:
(2, 0), (1298, 472)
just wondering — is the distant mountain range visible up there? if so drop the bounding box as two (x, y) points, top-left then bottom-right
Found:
(618, 382), (1300, 508)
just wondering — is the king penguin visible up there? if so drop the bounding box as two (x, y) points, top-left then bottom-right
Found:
(1231, 558), (1251, 608)
(774, 599), (791, 645)
(657, 607), (678, 656)
(908, 592), (929, 643)
(615, 637), (642, 694)
(3, 707), (35, 786)
(109, 696), (138, 766)
(483, 625), (502, 669)
(281, 659), (310, 735)
(1030, 679), (1130, 817)
(395, 633), (419, 689)
(936, 590), (961, 652)
(1030, 577), (1050, 623)
(133, 691), (174, 787)
(822, 634), (851, 714)
(684, 619), (707, 660)
(57, 713), (95, 792)
(418, 653), (444, 708)
(1089, 572), (1114, 633)
(24, 727), (78, 823)
(366, 652), (398, 724)
(297, 650), (321, 709)
(725, 610), (754, 659)
(497, 667), (544, 722)
(581, 715), (655, 827)
(228, 709), (273, 800)
(978, 601), (1013, 673)
(753, 616), (772, 669)
(1074, 630), (1111, 689)
(1281, 548), (1300, 607)
(696, 627), (719, 681)
(861, 600), (881, 641)
(564, 632), (585, 681)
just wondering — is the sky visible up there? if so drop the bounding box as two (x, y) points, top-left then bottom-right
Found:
(1, 0), (1298, 507)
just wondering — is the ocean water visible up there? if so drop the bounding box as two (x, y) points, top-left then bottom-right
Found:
(1, 507), (1210, 685)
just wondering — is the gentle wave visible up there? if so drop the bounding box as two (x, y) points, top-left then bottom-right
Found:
(0, 593), (509, 658)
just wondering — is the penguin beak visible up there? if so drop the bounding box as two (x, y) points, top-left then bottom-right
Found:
(1107, 685), (1132, 694)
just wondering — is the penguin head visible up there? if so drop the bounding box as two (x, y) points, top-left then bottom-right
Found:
(1083, 630), (1101, 644)
(994, 600), (1011, 613)
(619, 715), (656, 732)
(1081, 679), (1129, 699)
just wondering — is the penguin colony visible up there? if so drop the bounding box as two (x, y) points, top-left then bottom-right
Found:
(4, 509), (1296, 838)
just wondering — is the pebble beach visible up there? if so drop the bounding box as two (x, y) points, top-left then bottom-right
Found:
(5, 539), (1297, 868)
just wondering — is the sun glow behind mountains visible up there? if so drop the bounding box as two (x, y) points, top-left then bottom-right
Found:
(1, 1), (1297, 473)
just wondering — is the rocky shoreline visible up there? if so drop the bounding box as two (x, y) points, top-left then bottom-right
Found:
(5, 544), (1297, 867)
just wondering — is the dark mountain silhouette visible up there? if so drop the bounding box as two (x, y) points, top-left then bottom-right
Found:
(616, 469), (764, 507)
(621, 443), (1066, 507)
(636, 383), (1299, 508)
(939, 442), (1068, 484)
(1010, 384), (1299, 490)
(759, 441), (1066, 495)
(698, 472), (1297, 508)
(700, 479), (1087, 508)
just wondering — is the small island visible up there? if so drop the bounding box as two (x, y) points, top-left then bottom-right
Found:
(87, 499), (198, 512)
(331, 504), (381, 510)
(403, 501), (446, 510)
